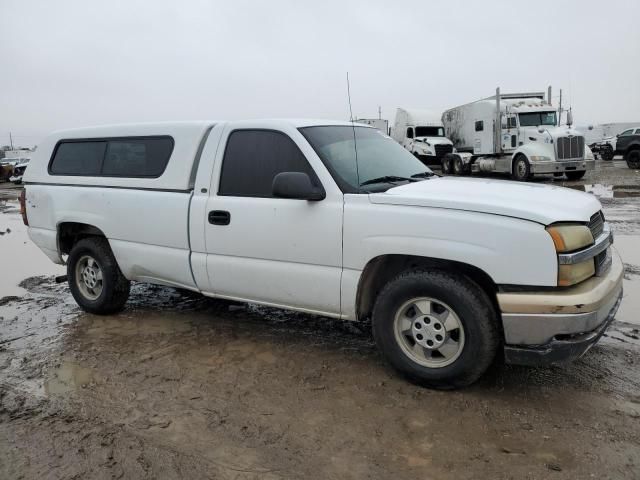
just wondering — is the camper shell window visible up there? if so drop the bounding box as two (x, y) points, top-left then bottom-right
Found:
(49, 136), (174, 177)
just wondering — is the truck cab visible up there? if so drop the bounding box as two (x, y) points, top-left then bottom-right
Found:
(392, 108), (454, 165)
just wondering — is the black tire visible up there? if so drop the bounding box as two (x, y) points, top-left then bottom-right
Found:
(452, 156), (465, 175)
(626, 149), (640, 169)
(441, 155), (452, 175)
(511, 155), (531, 181)
(602, 145), (614, 161)
(565, 170), (586, 180)
(67, 237), (130, 314)
(372, 269), (500, 389)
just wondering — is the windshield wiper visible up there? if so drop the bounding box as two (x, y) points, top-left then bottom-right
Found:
(359, 175), (417, 187)
(411, 171), (436, 179)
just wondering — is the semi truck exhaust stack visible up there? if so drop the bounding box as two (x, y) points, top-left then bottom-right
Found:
(495, 87), (501, 154)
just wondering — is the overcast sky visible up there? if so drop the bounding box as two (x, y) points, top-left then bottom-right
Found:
(1, 0), (639, 147)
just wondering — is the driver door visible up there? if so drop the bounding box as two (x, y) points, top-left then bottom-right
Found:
(203, 125), (344, 316)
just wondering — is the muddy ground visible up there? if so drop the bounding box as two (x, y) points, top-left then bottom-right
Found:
(1, 161), (639, 479)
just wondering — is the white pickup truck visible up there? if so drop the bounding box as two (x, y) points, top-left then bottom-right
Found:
(21, 120), (623, 388)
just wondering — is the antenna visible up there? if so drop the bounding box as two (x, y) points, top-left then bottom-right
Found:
(346, 72), (361, 188)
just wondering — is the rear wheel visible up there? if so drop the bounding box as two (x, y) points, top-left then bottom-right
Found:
(626, 149), (640, 169)
(602, 145), (614, 161)
(372, 270), (500, 389)
(452, 156), (465, 175)
(68, 237), (130, 314)
(441, 155), (452, 175)
(565, 170), (586, 180)
(511, 155), (531, 181)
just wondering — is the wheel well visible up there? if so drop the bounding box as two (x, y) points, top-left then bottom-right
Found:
(355, 255), (500, 322)
(57, 222), (106, 255)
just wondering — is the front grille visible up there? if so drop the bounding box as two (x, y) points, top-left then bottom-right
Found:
(434, 144), (453, 159)
(556, 135), (585, 160)
(588, 211), (604, 239)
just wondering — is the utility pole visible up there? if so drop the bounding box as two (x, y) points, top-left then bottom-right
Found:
(9, 132), (14, 150)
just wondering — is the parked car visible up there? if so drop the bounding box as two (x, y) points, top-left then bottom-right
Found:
(22, 120), (623, 388)
(613, 127), (640, 169)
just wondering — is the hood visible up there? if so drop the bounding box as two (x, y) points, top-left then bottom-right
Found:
(521, 125), (583, 140)
(414, 136), (453, 145)
(369, 177), (601, 225)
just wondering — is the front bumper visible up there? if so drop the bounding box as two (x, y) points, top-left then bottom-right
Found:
(499, 248), (624, 366)
(530, 159), (595, 174)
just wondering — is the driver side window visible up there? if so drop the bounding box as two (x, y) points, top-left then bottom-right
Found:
(620, 129), (633, 136)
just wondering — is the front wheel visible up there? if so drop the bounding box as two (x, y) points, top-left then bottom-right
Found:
(565, 170), (586, 180)
(372, 270), (500, 389)
(626, 149), (640, 169)
(68, 237), (130, 314)
(511, 155), (531, 181)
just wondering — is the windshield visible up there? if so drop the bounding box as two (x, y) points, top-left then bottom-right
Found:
(518, 112), (557, 127)
(300, 126), (432, 192)
(415, 126), (444, 137)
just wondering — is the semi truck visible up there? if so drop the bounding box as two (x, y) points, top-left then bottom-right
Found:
(391, 108), (454, 165)
(441, 88), (595, 181)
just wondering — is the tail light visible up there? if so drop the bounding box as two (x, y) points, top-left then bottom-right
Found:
(19, 189), (28, 226)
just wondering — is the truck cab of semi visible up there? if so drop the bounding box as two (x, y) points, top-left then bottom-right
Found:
(392, 108), (454, 165)
(442, 89), (595, 181)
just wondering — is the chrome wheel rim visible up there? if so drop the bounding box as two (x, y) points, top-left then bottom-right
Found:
(516, 160), (527, 178)
(75, 255), (103, 300)
(393, 297), (465, 368)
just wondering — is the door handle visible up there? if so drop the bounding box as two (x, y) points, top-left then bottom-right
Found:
(208, 210), (231, 225)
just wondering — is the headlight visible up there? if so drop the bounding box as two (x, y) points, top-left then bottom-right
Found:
(558, 260), (595, 287)
(530, 155), (552, 162)
(546, 224), (593, 253)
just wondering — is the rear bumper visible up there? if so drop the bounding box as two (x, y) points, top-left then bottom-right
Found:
(530, 159), (595, 174)
(499, 248), (624, 366)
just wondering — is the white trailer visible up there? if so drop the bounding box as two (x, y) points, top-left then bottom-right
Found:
(355, 118), (389, 135)
(391, 108), (454, 164)
(441, 88), (595, 181)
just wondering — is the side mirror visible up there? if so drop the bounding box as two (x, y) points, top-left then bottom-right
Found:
(272, 172), (325, 201)
(588, 125), (594, 130)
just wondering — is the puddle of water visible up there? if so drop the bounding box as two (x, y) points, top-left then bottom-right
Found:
(576, 184), (640, 199)
(44, 360), (96, 395)
(0, 201), (64, 297)
(615, 236), (640, 326)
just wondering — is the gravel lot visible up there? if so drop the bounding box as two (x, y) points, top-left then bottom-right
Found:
(1, 161), (639, 479)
